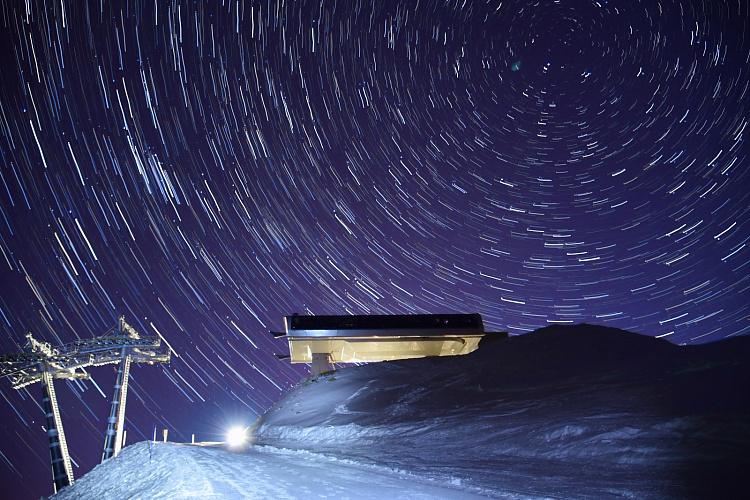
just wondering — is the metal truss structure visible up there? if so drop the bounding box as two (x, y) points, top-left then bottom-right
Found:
(0, 316), (170, 493)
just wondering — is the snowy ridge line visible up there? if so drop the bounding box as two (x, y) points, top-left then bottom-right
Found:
(52, 441), (217, 499)
(254, 422), (389, 444)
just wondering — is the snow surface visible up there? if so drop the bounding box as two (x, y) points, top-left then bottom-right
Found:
(53, 441), (486, 499)
(53, 324), (750, 499)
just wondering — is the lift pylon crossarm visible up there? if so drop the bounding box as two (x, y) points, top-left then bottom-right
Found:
(70, 336), (154, 351)
(10, 370), (91, 390)
(1, 329), (169, 389)
(0, 353), (48, 376)
(59, 335), (163, 357)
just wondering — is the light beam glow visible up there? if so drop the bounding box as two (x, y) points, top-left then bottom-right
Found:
(226, 427), (248, 448)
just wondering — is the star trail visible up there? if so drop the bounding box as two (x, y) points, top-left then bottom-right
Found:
(0, 0), (748, 497)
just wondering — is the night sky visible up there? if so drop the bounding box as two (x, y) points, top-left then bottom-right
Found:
(0, 0), (748, 497)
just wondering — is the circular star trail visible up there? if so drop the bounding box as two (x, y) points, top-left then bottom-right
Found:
(0, 0), (748, 497)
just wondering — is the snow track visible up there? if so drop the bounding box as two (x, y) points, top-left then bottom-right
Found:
(53, 441), (501, 499)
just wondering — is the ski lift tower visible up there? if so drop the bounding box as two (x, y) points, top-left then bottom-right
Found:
(0, 316), (170, 493)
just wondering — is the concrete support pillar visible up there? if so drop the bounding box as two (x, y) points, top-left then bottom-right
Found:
(310, 352), (330, 376)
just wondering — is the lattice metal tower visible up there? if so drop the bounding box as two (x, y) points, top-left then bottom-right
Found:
(0, 316), (170, 493)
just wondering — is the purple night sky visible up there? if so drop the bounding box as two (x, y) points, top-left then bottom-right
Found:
(0, 0), (748, 497)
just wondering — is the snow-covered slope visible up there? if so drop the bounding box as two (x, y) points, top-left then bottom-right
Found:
(52, 441), (486, 499)
(54, 324), (750, 499)
(254, 324), (750, 499)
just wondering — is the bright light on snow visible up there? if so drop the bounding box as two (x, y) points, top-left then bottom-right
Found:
(225, 426), (247, 447)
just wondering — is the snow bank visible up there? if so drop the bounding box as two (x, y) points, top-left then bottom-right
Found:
(254, 324), (750, 499)
(52, 440), (496, 499)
